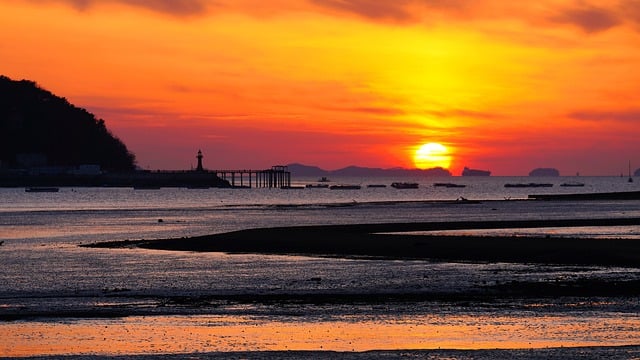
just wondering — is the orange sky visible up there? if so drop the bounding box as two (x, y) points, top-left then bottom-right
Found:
(2, 0), (640, 175)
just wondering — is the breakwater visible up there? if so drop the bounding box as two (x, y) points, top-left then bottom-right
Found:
(0, 170), (229, 188)
(0, 165), (292, 188)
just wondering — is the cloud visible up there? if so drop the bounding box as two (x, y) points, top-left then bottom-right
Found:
(308, 0), (636, 35)
(569, 110), (640, 122)
(308, 0), (470, 23)
(620, 0), (640, 27)
(322, 105), (406, 116)
(35, 0), (212, 16)
(550, 5), (621, 33)
(426, 109), (502, 119)
(309, 0), (414, 22)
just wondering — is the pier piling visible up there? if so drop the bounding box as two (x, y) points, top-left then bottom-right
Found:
(214, 165), (290, 188)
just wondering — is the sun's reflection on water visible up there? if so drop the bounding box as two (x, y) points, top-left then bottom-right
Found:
(1, 313), (639, 356)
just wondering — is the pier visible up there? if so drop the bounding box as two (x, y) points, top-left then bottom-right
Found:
(214, 165), (291, 188)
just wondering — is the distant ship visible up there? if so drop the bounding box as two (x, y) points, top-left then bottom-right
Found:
(329, 184), (361, 190)
(391, 182), (419, 189)
(461, 167), (491, 176)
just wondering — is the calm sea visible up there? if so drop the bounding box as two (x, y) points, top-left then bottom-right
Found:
(1, 176), (640, 358)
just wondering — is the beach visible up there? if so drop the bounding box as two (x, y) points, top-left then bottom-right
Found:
(105, 217), (640, 267)
(2, 185), (640, 358)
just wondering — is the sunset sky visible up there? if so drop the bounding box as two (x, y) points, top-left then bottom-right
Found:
(2, 0), (640, 175)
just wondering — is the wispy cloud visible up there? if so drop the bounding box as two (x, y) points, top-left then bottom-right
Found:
(550, 4), (621, 33)
(620, 0), (640, 27)
(425, 109), (503, 120)
(569, 109), (640, 122)
(309, 0), (414, 22)
(308, 0), (470, 23)
(322, 105), (407, 116)
(35, 0), (212, 16)
(307, 0), (640, 35)
(23, 0), (638, 35)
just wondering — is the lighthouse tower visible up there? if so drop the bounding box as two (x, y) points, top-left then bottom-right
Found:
(196, 150), (204, 172)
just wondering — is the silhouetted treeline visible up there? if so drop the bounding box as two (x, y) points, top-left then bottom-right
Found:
(0, 75), (136, 171)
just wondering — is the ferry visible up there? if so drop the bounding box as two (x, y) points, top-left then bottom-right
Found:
(504, 183), (553, 188)
(433, 183), (466, 188)
(560, 182), (585, 187)
(391, 182), (419, 189)
(329, 184), (361, 190)
(305, 184), (329, 188)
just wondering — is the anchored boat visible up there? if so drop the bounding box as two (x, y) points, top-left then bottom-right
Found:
(391, 182), (419, 189)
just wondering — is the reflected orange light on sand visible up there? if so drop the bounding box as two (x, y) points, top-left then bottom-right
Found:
(1, 314), (639, 356)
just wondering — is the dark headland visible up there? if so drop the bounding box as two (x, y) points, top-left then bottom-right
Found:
(0, 75), (229, 188)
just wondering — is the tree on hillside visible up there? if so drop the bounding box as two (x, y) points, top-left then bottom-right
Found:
(0, 76), (136, 171)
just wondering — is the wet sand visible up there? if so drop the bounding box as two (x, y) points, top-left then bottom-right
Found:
(60, 218), (640, 359)
(90, 217), (640, 267)
(10, 347), (640, 359)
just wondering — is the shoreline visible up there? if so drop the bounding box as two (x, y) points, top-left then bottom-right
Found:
(7, 346), (640, 359)
(86, 217), (640, 267)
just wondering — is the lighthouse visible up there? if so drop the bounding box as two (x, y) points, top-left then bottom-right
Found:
(196, 150), (204, 172)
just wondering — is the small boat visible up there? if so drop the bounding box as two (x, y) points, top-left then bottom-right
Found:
(306, 184), (329, 188)
(329, 184), (361, 190)
(367, 184), (387, 188)
(433, 182), (466, 188)
(560, 182), (585, 187)
(448, 196), (481, 204)
(281, 185), (305, 189)
(391, 182), (419, 189)
(504, 183), (553, 188)
(25, 187), (59, 192)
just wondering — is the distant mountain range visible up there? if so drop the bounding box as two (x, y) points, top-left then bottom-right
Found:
(286, 163), (451, 177)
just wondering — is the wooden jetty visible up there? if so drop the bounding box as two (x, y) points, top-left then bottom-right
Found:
(214, 165), (291, 188)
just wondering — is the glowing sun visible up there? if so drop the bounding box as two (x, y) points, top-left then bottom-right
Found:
(414, 142), (452, 169)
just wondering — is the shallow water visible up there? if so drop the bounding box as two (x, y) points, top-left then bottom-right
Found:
(1, 179), (640, 357)
(3, 311), (640, 356)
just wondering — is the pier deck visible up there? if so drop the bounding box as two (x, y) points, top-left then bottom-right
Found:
(214, 165), (291, 188)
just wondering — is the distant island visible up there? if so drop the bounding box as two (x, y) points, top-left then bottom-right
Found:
(287, 163), (451, 177)
(0, 75), (228, 188)
(461, 167), (491, 176)
(529, 168), (560, 177)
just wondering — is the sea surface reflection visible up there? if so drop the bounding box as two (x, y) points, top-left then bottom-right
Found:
(2, 184), (640, 357)
(2, 312), (640, 356)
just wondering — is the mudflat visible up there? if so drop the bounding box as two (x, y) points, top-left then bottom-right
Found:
(89, 217), (640, 267)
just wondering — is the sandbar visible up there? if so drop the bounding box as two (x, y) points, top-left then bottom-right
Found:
(88, 217), (640, 267)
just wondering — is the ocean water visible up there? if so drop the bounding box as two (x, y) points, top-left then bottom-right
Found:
(1, 176), (640, 358)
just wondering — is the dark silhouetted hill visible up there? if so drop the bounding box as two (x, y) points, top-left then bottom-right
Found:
(0, 75), (136, 171)
(287, 163), (330, 177)
(288, 163), (451, 177)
